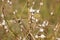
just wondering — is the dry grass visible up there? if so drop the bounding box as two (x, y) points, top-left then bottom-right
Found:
(0, 0), (60, 40)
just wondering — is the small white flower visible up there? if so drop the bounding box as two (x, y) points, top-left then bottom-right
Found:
(35, 19), (38, 22)
(31, 13), (34, 15)
(32, 2), (35, 5)
(23, 38), (26, 40)
(32, 16), (35, 20)
(36, 10), (40, 13)
(54, 28), (56, 31)
(43, 21), (46, 24)
(19, 36), (22, 40)
(29, 7), (35, 13)
(39, 34), (46, 38)
(0, 23), (2, 26)
(7, 0), (10, 3)
(35, 35), (39, 38)
(42, 23), (45, 27)
(13, 11), (16, 14)
(50, 11), (54, 15)
(56, 38), (60, 40)
(20, 29), (23, 31)
(40, 2), (43, 6)
(2, 20), (5, 25)
(6, 29), (9, 32)
(42, 20), (48, 27)
(9, 1), (12, 5)
(1, 14), (4, 18)
(4, 25), (8, 29)
(39, 28), (44, 32)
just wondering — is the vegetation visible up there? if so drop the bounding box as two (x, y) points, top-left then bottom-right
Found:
(0, 0), (60, 40)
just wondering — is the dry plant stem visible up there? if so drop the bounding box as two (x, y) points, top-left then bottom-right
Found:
(1, 4), (18, 40)
(54, 23), (60, 38)
(24, 30), (36, 40)
(29, 31), (36, 40)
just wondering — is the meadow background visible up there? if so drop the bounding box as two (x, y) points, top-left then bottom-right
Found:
(0, 0), (60, 40)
